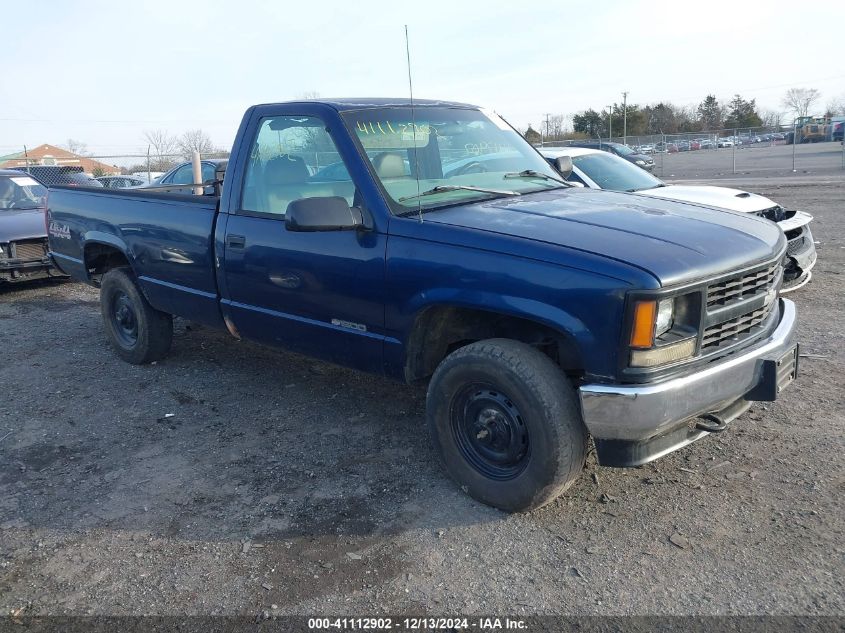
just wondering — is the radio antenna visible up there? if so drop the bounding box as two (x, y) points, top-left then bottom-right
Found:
(405, 25), (422, 222)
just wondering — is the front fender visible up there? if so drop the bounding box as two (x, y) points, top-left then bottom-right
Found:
(406, 287), (595, 352)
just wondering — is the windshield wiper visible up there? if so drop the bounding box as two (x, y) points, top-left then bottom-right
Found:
(398, 185), (520, 203)
(503, 169), (570, 185)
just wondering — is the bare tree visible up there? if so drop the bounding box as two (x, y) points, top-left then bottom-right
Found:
(299, 91), (321, 100)
(547, 114), (567, 139)
(63, 139), (89, 156)
(177, 129), (215, 160)
(781, 88), (821, 120)
(826, 95), (845, 116)
(760, 109), (783, 129)
(143, 129), (179, 170)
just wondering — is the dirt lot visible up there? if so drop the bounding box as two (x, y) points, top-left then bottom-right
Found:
(1, 174), (843, 618)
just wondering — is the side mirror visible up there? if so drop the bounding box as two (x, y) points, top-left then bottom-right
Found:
(554, 156), (573, 179)
(285, 196), (365, 232)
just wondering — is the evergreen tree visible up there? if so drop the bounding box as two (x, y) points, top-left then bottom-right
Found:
(723, 95), (762, 129)
(524, 126), (542, 144)
(697, 95), (723, 130)
(572, 109), (605, 137)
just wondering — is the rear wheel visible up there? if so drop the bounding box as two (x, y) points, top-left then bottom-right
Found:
(427, 339), (587, 512)
(100, 267), (172, 364)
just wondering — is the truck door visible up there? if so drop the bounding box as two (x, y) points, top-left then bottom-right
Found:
(219, 113), (388, 374)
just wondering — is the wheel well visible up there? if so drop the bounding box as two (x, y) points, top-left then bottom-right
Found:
(404, 305), (583, 383)
(84, 243), (130, 284)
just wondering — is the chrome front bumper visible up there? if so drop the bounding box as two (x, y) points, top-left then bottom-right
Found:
(579, 298), (797, 463)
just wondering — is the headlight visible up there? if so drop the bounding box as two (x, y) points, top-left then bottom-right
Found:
(635, 160), (646, 165)
(655, 298), (674, 336)
(628, 294), (700, 368)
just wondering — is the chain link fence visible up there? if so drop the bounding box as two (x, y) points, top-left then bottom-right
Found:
(0, 148), (231, 189)
(540, 122), (845, 179)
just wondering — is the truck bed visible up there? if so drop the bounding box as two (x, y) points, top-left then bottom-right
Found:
(47, 186), (223, 327)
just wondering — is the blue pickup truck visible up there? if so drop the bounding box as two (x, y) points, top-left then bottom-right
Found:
(47, 99), (799, 512)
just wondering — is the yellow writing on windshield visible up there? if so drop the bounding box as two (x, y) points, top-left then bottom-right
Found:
(355, 121), (431, 148)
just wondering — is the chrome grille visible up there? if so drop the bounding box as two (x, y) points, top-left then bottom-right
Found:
(702, 301), (776, 350)
(12, 240), (47, 260)
(706, 262), (778, 308)
(702, 260), (782, 351)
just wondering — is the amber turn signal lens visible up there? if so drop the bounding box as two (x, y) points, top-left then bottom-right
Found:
(630, 300), (656, 348)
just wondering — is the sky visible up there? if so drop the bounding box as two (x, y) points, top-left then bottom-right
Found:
(1, 0), (843, 158)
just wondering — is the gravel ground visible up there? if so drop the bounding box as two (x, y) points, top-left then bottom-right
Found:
(0, 175), (843, 618)
(652, 141), (845, 180)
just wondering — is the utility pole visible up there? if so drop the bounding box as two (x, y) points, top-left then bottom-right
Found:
(606, 105), (613, 143)
(622, 91), (628, 146)
(543, 113), (551, 144)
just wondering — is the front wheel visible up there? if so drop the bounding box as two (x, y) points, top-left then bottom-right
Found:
(100, 267), (173, 364)
(426, 339), (587, 512)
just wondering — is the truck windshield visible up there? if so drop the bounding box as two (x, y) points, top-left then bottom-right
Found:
(571, 152), (663, 192)
(341, 107), (565, 213)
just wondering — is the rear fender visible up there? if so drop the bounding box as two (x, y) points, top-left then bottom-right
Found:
(81, 231), (134, 282)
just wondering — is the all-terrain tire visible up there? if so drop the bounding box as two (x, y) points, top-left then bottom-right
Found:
(426, 338), (587, 512)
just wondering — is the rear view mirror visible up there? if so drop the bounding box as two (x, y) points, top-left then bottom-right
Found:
(554, 156), (573, 179)
(285, 196), (365, 232)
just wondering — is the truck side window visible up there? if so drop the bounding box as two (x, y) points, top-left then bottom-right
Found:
(241, 116), (354, 216)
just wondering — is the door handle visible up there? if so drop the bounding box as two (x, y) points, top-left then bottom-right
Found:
(227, 234), (246, 249)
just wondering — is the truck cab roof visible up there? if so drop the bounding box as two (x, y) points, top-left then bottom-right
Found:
(254, 98), (478, 111)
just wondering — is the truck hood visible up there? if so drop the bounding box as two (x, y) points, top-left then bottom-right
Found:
(424, 188), (784, 287)
(0, 208), (46, 242)
(635, 185), (776, 213)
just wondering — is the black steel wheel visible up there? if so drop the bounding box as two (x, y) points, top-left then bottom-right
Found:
(110, 290), (139, 348)
(451, 384), (530, 480)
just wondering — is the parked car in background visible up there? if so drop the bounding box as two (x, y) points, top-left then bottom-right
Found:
(676, 140), (691, 152)
(563, 141), (654, 171)
(696, 138), (715, 149)
(718, 137), (735, 148)
(141, 158), (228, 194)
(9, 165), (102, 187)
(47, 98), (799, 512)
(96, 175), (147, 189)
(654, 143), (678, 154)
(0, 170), (60, 282)
(130, 171), (164, 183)
(541, 147), (816, 291)
(637, 144), (655, 154)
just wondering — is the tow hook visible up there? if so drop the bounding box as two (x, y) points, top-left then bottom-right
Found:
(695, 413), (728, 433)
